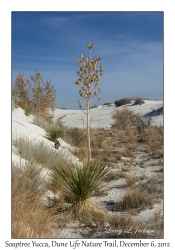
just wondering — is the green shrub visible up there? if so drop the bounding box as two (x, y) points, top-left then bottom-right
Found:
(46, 126), (64, 142)
(24, 105), (33, 116)
(114, 98), (131, 107)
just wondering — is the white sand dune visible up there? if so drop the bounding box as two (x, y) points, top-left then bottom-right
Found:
(54, 100), (163, 128)
(12, 108), (81, 167)
(12, 100), (163, 166)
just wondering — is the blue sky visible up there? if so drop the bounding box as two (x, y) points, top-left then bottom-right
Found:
(12, 11), (163, 109)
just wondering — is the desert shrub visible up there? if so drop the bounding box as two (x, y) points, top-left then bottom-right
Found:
(111, 108), (140, 130)
(142, 126), (163, 156)
(90, 105), (98, 109)
(134, 98), (145, 105)
(103, 102), (113, 107)
(12, 99), (20, 111)
(49, 160), (111, 223)
(24, 105), (33, 116)
(136, 116), (153, 134)
(12, 71), (56, 121)
(111, 108), (153, 134)
(114, 98), (131, 107)
(91, 136), (104, 149)
(65, 127), (86, 146)
(46, 126), (64, 142)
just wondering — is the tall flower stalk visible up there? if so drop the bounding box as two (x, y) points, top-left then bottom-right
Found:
(75, 44), (103, 166)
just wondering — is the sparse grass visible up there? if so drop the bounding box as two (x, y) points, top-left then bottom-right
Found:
(33, 114), (51, 130)
(12, 137), (68, 169)
(125, 174), (138, 187)
(94, 184), (108, 197)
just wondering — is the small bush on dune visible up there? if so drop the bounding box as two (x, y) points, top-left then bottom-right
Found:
(114, 98), (131, 107)
(103, 102), (113, 107)
(134, 98), (145, 105)
(49, 160), (112, 223)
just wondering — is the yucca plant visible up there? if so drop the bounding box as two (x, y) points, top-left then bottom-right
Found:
(49, 160), (111, 223)
(75, 44), (103, 166)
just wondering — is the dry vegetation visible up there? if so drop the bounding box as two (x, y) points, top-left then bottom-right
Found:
(12, 71), (56, 121)
(12, 108), (163, 238)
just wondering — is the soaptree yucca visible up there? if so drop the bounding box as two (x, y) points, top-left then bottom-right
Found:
(75, 44), (103, 165)
(49, 160), (111, 223)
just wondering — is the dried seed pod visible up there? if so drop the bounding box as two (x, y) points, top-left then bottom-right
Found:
(75, 81), (80, 85)
(87, 44), (94, 50)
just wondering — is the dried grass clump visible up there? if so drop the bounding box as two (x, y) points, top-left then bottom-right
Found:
(142, 126), (163, 156)
(12, 163), (51, 238)
(125, 174), (138, 187)
(113, 189), (156, 212)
